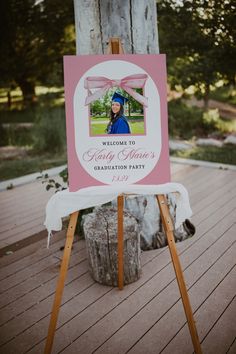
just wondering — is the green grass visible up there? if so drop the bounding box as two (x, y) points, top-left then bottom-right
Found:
(170, 145), (236, 166)
(90, 114), (144, 121)
(0, 153), (67, 181)
(90, 116), (108, 121)
(90, 120), (145, 135)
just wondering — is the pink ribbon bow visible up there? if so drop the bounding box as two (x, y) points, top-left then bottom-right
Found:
(84, 74), (148, 107)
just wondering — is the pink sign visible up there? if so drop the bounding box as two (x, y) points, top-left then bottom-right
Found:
(63, 54), (170, 191)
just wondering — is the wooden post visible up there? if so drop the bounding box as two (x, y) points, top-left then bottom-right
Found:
(44, 211), (79, 354)
(107, 37), (124, 54)
(156, 195), (202, 354)
(107, 38), (125, 290)
(117, 195), (124, 290)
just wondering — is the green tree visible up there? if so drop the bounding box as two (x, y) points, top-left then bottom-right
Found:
(0, 0), (75, 104)
(157, 0), (236, 108)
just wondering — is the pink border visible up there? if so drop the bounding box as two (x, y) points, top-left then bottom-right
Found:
(88, 87), (147, 137)
(63, 54), (170, 191)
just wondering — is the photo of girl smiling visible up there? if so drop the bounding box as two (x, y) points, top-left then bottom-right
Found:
(106, 92), (131, 134)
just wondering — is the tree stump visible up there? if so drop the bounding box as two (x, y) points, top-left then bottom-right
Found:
(83, 206), (141, 286)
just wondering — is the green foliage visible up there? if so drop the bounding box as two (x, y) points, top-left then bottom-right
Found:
(37, 172), (67, 192)
(91, 100), (106, 117)
(0, 0), (75, 102)
(157, 0), (236, 104)
(0, 125), (33, 146)
(0, 107), (38, 124)
(90, 88), (143, 119)
(32, 107), (66, 153)
(59, 167), (68, 184)
(168, 99), (214, 139)
(0, 124), (9, 146)
(0, 153), (67, 181)
(209, 85), (236, 106)
(202, 109), (220, 128)
(171, 145), (236, 166)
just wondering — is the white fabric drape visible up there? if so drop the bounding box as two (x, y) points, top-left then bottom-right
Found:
(44, 183), (192, 247)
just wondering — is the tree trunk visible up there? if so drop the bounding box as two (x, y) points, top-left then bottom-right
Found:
(203, 83), (210, 110)
(18, 79), (36, 104)
(74, 0), (159, 54)
(73, 0), (195, 260)
(7, 90), (11, 109)
(83, 206), (141, 286)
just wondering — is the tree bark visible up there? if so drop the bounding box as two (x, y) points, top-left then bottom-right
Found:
(18, 79), (36, 104)
(74, 0), (159, 54)
(83, 207), (141, 286)
(203, 83), (210, 110)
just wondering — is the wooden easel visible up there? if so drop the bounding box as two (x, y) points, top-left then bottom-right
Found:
(44, 38), (202, 354)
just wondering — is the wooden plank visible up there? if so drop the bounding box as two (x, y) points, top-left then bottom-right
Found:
(192, 176), (236, 216)
(0, 216), (46, 241)
(0, 226), (47, 255)
(171, 165), (197, 181)
(160, 266), (236, 354)
(0, 230), (66, 268)
(0, 232), (67, 280)
(0, 258), (90, 347)
(0, 226), (47, 253)
(0, 192), (52, 221)
(0, 170), (234, 292)
(54, 223), (236, 354)
(227, 338), (236, 354)
(188, 171), (235, 206)
(0, 270), (92, 327)
(0, 247), (164, 332)
(16, 207), (236, 354)
(0, 166), (235, 353)
(0, 210), (46, 233)
(0, 247), (86, 308)
(193, 182), (236, 226)
(0, 180), (47, 201)
(201, 296), (236, 354)
(123, 226), (236, 354)
(191, 195), (236, 236)
(183, 169), (232, 198)
(173, 165), (217, 185)
(0, 238), (165, 346)
(161, 265), (236, 354)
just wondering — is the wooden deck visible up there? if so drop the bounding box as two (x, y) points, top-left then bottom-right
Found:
(0, 162), (236, 353)
(0, 178), (57, 254)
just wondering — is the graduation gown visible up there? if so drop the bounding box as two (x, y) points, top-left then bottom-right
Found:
(108, 116), (131, 134)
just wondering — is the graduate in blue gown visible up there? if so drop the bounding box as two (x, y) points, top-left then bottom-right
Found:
(107, 92), (131, 134)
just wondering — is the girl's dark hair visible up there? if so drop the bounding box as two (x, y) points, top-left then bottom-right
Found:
(106, 104), (124, 132)
(110, 104), (124, 120)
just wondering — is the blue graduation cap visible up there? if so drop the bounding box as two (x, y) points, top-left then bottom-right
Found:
(112, 92), (129, 106)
